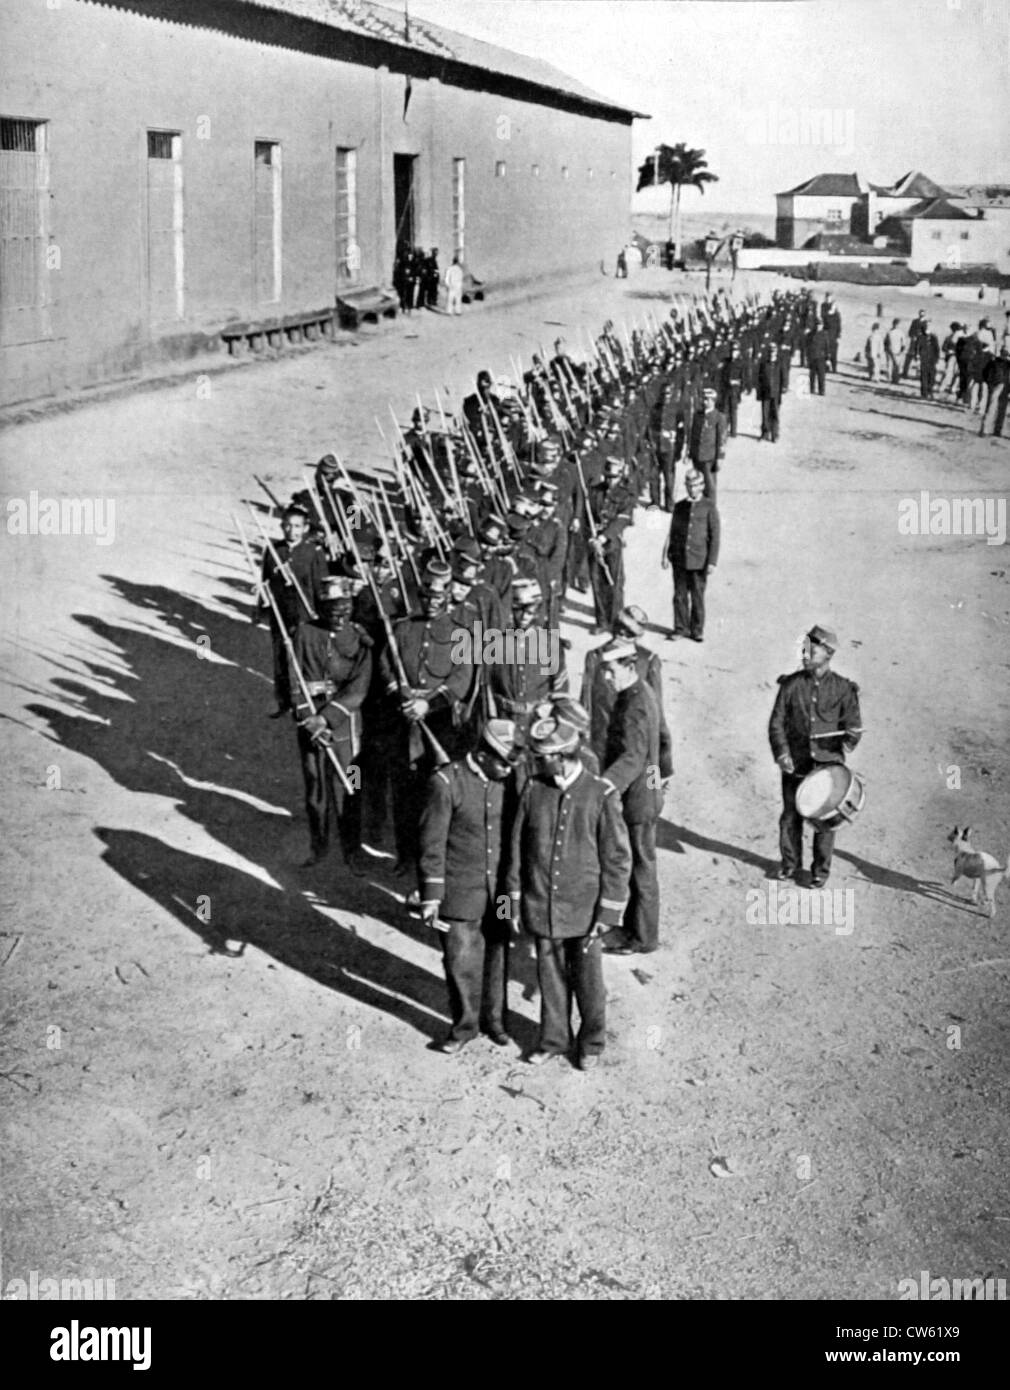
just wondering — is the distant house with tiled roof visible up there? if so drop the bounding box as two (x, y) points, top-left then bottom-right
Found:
(775, 172), (865, 248)
(874, 194), (1010, 275)
(772, 165), (1010, 273)
(854, 170), (956, 238)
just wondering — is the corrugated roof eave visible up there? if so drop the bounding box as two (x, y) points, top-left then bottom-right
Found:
(235, 0), (644, 118)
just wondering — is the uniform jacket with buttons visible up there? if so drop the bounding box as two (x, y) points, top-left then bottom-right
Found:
(418, 755), (517, 921)
(806, 327), (830, 363)
(688, 408), (727, 467)
(768, 668), (862, 774)
(481, 553), (514, 604)
(666, 496), (720, 571)
(601, 679), (664, 824)
(588, 480), (636, 551)
(756, 357), (783, 403)
(582, 642), (673, 780)
(260, 538), (328, 631)
(291, 619), (373, 761)
(488, 631), (568, 716)
(506, 766), (631, 938)
(380, 612), (473, 713)
(529, 516), (566, 590)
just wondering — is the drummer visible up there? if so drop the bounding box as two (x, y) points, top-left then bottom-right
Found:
(768, 624), (862, 887)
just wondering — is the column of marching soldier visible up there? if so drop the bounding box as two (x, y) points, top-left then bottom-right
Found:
(236, 285), (822, 1069)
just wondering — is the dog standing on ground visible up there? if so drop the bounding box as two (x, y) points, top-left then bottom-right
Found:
(947, 827), (1009, 917)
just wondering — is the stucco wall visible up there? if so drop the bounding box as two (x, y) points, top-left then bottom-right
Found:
(0, 0), (632, 405)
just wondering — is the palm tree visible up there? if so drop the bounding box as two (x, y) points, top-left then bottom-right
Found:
(637, 143), (719, 262)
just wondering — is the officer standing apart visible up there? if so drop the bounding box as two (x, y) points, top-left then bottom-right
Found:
(768, 625), (862, 887)
(507, 718), (631, 1070)
(806, 320), (830, 396)
(595, 640), (669, 955)
(756, 345), (785, 443)
(419, 720), (520, 1055)
(687, 386), (727, 501)
(662, 469), (720, 642)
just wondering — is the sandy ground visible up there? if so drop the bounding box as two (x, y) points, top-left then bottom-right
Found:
(2, 266), (1008, 1301)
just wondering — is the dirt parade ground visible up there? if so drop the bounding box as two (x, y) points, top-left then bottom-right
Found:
(2, 267), (1008, 1301)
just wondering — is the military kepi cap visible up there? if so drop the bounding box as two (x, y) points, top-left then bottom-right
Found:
(616, 605), (647, 638)
(529, 717), (580, 755)
(807, 624), (837, 652)
(422, 559), (452, 592)
(321, 575), (354, 600)
(600, 637), (637, 665)
(481, 719), (519, 762)
(512, 577), (542, 606)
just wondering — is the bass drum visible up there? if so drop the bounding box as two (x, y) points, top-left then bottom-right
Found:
(795, 764), (865, 830)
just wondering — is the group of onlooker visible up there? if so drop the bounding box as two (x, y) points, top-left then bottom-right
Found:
(392, 246), (466, 317)
(392, 246), (442, 314)
(863, 307), (1009, 435)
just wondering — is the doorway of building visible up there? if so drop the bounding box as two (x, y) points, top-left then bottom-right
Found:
(393, 153), (416, 259)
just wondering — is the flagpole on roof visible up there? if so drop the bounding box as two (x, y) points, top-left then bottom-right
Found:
(402, 0), (412, 121)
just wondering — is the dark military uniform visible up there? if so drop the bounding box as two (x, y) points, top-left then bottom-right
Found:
(821, 301), (842, 373)
(757, 355), (783, 442)
(290, 617), (372, 862)
(718, 352), (744, 438)
(462, 388), (501, 445)
(380, 611), (474, 870)
(587, 476), (635, 630)
(600, 679), (664, 952)
(506, 765), (631, 1059)
(768, 668), (862, 879)
(259, 537), (328, 710)
(666, 494), (720, 639)
(687, 406), (727, 501)
(351, 572), (408, 838)
(582, 641), (673, 780)
(806, 326), (830, 396)
(419, 754), (517, 1043)
(487, 630), (568, 740)
(651, 380), (683, 511)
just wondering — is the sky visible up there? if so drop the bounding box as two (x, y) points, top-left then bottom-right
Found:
(404, 0), (1010, 214)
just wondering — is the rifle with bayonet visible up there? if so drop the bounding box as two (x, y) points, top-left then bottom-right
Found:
(233, 515), (354, 795)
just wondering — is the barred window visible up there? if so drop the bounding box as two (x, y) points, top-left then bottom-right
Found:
(147, 130), (175, 160)
(145, 130), (184, 321)
(254, 140), (281, 303)
(1, 117), (51, 345)
(336, 146), (358, 283)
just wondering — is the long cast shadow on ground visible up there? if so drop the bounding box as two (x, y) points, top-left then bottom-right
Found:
(93, 826), (452, 1040)
(657, 819), (778, 875)
(24, 562), (537, 1045)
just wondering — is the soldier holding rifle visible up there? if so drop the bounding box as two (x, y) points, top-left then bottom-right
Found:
(252, 502), (327, 717)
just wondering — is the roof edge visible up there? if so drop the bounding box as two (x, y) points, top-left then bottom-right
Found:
(88, 0), (646, 121)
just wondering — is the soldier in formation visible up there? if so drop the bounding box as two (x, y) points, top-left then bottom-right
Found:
(236, 284), (835, 1063)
